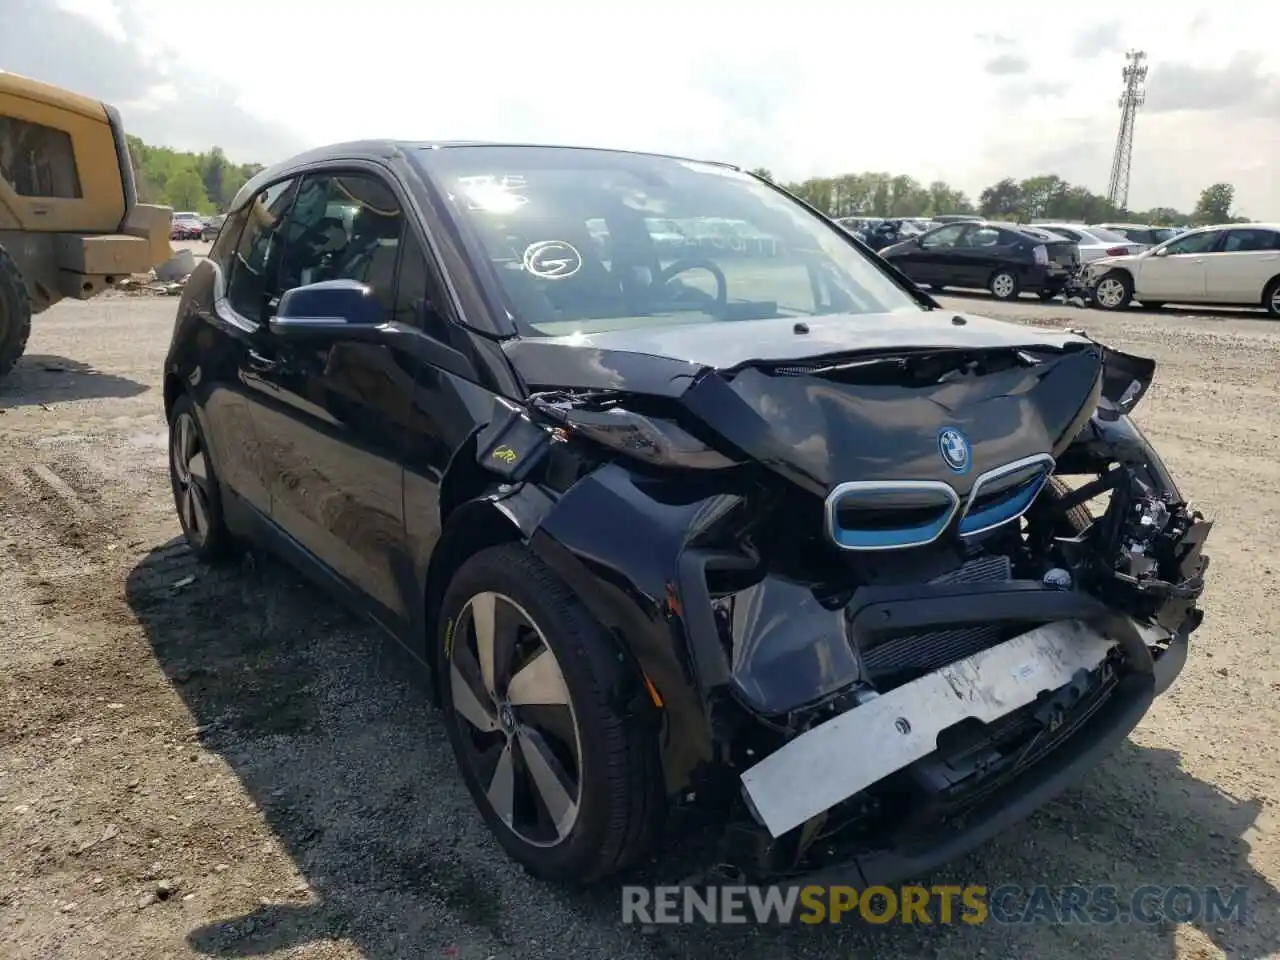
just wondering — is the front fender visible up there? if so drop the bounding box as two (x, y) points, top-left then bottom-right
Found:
(525, 462), (878, 794)
(527, 463), (727, 795)
(1057, 410), (1182, 500)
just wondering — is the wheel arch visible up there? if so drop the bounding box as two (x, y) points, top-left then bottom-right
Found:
(423, 458), (713, 797)
(163, 370), (184, 421)
(1261, 273), (1280, 308)
(421, 431), (553, 700)
(1102, 266), (1135, 286)
(423, 500), (523, 677)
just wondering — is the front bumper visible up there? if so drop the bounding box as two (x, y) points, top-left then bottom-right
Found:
(735, 617), (1189, 887)
(778, 667), (1163, 889)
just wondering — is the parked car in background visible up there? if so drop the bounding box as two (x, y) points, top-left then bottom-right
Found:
(170, 214), (204, 240)
(930, 214), (982, 224)
(1091, 223), (1179, 248)
(201, 214), (226, 242)
(1032, 222), (1145, 262)
(880, 220), (1079, 300)
(1083, 223), (1280, 315)
(862, 218), (930, 252)
(834, 216), (877, 235)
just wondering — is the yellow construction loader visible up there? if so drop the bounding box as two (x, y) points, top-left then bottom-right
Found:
(0, 71), (172, 378)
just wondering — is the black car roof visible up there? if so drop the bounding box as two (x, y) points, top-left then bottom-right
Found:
(232, 139), (748, 211)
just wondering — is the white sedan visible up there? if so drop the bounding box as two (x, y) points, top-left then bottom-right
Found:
(1082, 223), (1280, 316)
(1032, 222), (1145, 261)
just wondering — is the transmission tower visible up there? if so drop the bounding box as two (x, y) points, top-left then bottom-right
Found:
(1106, 49), (1147, 209)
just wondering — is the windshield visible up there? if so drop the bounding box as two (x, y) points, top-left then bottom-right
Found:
(417, 146), (921, 336)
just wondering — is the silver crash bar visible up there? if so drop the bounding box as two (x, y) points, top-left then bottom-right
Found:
(739, 619), (1116, 838)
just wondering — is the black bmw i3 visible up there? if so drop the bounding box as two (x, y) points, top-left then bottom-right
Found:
(163, 140), (1211, 886)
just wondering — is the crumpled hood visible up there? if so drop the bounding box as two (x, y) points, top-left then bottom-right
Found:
(503, 311), (1149, 497)
(503, 311), (1092, 394)
(506, 311), (1090, 379)
(1086, 253), (1144, 270)
(679, 346), (1104, 496)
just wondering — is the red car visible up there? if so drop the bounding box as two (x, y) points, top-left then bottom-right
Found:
(170, 214), (205, 240)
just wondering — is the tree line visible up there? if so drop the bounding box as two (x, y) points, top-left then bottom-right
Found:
(119, 135), (1245, 228)
(750, 168), (1246, 227)
(125, 136), (265, 214)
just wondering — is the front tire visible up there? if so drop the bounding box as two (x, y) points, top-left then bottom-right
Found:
(438, 544), (663, 884)
(0, 244), (33, 380)
(1263, 277), (1280, 318)
(168, 393), (238, 563)
(989, 270), (1020, 300)
(1093, 271), (1133, 310)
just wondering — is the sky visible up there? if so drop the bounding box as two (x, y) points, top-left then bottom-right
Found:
(4, 0), (1280, 219)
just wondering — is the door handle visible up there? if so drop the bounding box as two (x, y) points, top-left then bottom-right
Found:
(247, 350), (279, 372)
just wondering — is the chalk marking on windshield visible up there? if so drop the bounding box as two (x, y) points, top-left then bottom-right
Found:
(523, 240), (583, 280)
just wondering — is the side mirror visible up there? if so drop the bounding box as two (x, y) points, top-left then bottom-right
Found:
(270, 279), (383, 340)
(1152, 247), (1168, 257)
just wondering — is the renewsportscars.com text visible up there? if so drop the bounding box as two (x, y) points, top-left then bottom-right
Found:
(621, 884), (1249, 926)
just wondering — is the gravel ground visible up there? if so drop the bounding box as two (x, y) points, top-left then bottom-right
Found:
(0, 272), (1278, 959)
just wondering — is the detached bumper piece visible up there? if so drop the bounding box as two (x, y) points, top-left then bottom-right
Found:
(729, 617), (1187, 886)
(741, 619), (1117, 838)
(786, 670), (1154, 889)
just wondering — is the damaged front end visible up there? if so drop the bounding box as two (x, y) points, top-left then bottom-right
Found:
(483, 320), (1212, 886)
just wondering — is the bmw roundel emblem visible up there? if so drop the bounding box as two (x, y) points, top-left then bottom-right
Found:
(938, 427), (972, 474)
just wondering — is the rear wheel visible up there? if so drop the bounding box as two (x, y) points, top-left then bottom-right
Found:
(1093, 272), (1133, 310)
(0, 245), (33, 380)
(989, 270), (1020, 300)
(438, 544), (664, 884)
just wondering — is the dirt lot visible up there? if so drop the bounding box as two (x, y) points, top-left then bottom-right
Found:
(1, 278), (1278, 959)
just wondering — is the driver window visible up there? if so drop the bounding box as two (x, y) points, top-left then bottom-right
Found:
(1162, 230), (1222, 256)
(919, 224), (967, 249)
(225, 177), (299, 323)
(274, 172), (406, 319)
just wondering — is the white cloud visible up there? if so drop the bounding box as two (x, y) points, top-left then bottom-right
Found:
(28, 0), (1280, 217)
(52, 0), (126, 41)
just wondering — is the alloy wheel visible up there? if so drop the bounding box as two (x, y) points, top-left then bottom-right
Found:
(992, 273), (1016, 299)
(170, 411), (213, 545)
(1271, 286), (1280, 315)
(1095, 277), (1126, 308)
(449, 591), (583, 848)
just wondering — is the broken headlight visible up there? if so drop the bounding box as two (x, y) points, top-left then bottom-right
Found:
(538, 401), (739, 471)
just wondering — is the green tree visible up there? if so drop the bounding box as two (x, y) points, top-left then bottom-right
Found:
(748, 167), (774, 181)
(978, 178), (1023, 218)
(1192, 183), (1235, 224)
(1018, 175), (1067, 219)
(201, 146), (229, 208)
(163, 168), (211, 211)
(927, 181), (974, 216)
(122, 135), (263, 213)
(1136, 206), (1185, 226)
